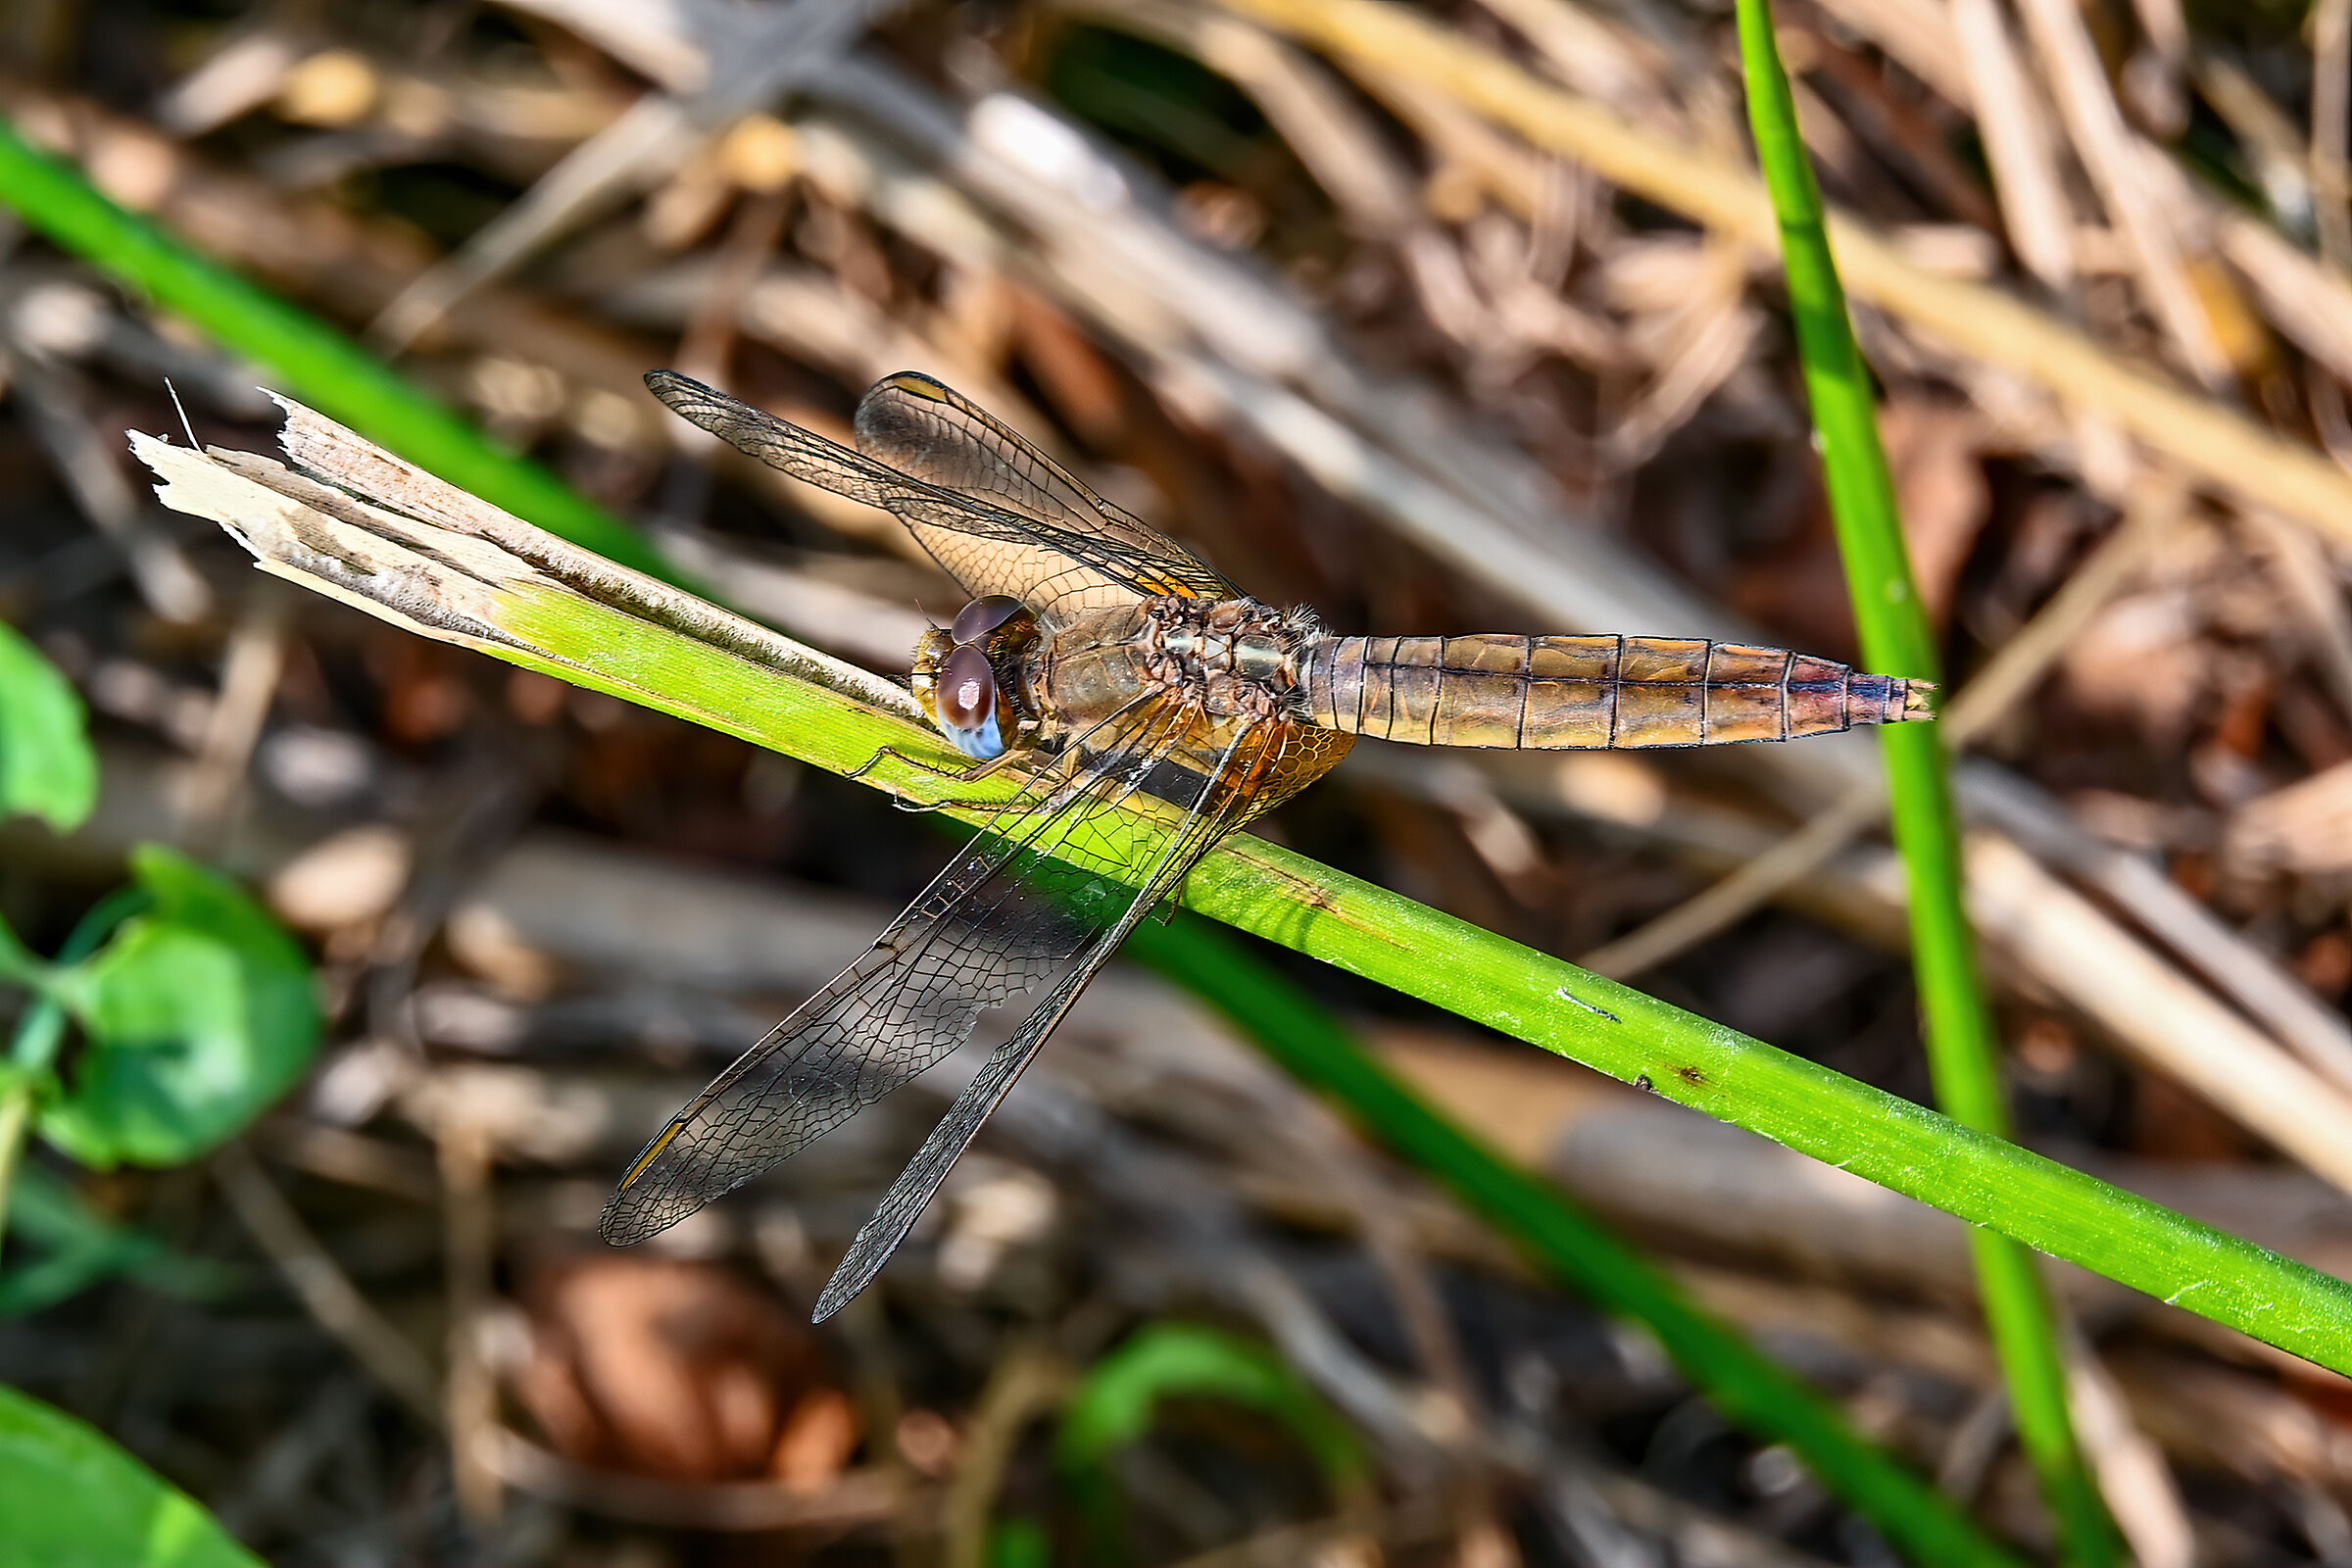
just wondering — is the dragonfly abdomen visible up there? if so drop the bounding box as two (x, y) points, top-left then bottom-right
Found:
(1292, 634), (1935, 749)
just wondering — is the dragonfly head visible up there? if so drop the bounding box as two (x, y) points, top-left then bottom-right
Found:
(913, 596), (1039, 760)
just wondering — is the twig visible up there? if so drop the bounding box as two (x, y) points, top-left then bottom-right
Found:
(176, 582), (289, 853)
(2243, 507), (2352, 722)
(6, 355), (210, 622)
(1075, 0), (1415, 233)
(1947, 0), (2074, 293)
(1967, 771), (2352, 1102)
(1579, 785), (1885, 981)
(2318, 0), (2352, 270)
(2065, 1326), (2195, 1568)
(1960, 0), (2222, 388)
(1229, 1256), (1832, 1568)
(481, 1427), (906, 1531)
(941, 1343), (1072, 1568)
(212, 1139), (444, 1425)
(1966, 832), (2352, 1191)
(437, 1109), (500, 1524)
(1289, 1098), (1513, 1552)
(1806, 0), (1966, 105)
(673, 185), (795, 390)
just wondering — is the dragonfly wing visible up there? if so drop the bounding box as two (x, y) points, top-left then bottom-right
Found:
(598, 695), (1234, 1247)
(853, 372), (1235, 613)
(810, 715), (1293, 1321)
(648, 369), (1229, 618)
(645, 370), (911, 511)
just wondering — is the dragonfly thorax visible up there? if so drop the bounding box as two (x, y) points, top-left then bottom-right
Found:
(1139, 596), (1318, 721)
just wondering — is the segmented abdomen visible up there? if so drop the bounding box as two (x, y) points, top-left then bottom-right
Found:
(1291, 634), (1935, 749)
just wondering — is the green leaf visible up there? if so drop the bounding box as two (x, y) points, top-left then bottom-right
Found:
(0, 1384), (263, 1568)
(987, 1518), (1053, 1568)
(1057, 1323), (1365, 1555)
(38, 846), (319, 1168)
(0, 619), (97, 834)
(0, 1166), (238, 1318)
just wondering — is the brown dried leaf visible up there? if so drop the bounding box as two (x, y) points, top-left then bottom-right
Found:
(514, 1254), (828, 1483)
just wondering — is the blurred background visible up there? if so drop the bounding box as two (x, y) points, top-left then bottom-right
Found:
(7, 0), (2352, 1563)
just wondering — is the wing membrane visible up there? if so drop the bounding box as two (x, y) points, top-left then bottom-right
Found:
(598, 693), (1221, 1251)
(853, 372), (1234, 613)
(646, 370), (1233, 618)
(809, 716), (1291, 1320)
(645, 370), (918, 513)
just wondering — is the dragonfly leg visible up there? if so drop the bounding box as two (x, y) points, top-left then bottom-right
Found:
(845, 744), (943, 782)
(857, 742), (1053, 815)
(895, 794), (1012, 814)
(849, 744), (1029, 786)
(903, 753), (1116, 819)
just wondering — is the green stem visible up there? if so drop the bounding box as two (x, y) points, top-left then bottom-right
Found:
(1735, 6), (2117, 1561)
(162, 427), (2352, 1377)
(0, 917), (43, 991)
(1128, 914), (2024, 1568)
(0, 1082), (32, 1262)
(0, 887), (153, 1254)
(73, 54), (2352, 1501)
(0, 117), (671, 582)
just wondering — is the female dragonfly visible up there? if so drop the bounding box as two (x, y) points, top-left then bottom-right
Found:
(605, 368), (1935, 1321)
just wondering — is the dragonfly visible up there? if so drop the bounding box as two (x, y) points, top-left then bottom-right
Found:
(605, 368), (1936, 1320)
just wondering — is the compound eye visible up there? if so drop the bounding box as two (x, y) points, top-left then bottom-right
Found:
(935, 644), (1006, 760)
(952, 595), (1026, 645)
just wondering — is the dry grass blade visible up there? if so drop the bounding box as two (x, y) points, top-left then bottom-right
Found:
(2319, 0), (2352, 269)
(1974, 774), (2352, 1100)
(1211, 0), (2352, 541)
(144, 402), (912, 721)
(24, 0), (2352, 1557)
(1946, 0), (2074, 293)
(369, 0), (901, 351)
(212, 1141), (444, 1426)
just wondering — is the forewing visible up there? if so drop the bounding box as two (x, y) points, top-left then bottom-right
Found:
(854, 373), (1237, 615)
(809, 715), (1296, 1321)
(648, 369), (1231, 619)
(645, 370), (913, 511)
(598, 696), (1209, 1248)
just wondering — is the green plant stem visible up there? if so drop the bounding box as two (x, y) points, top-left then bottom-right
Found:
(0, 1085), (32, 1267)
(0, 917), (42, 990)
(1128, 914), (2024, 1568)
(172, 440), (2352, 1377)
(1735, 5), (2116, 1562)
(0, 117), (670, 582)
(0, 887), (153, 1255)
